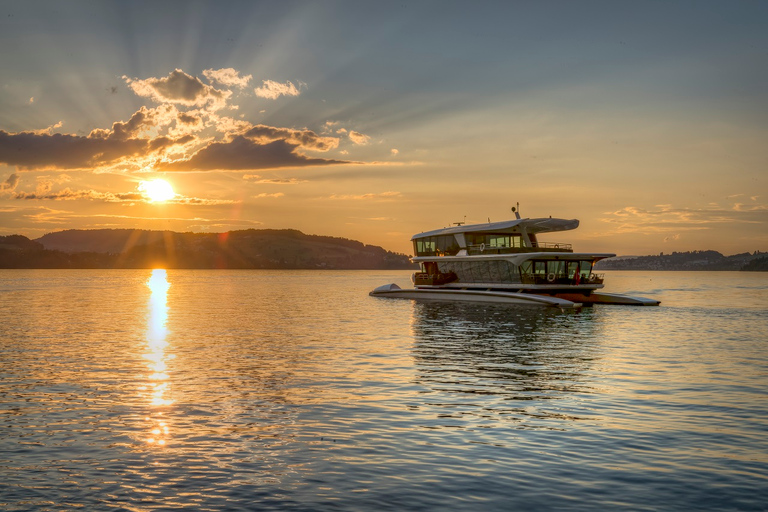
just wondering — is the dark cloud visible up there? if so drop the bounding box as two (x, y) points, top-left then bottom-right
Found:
(0, 130), (148, 169)
(1, 173), (19, 191)
(177, 112), (202, 125)
(0, 129), (193, 170)
(243, 125), (339, 152)
(148, 134), (195, 152)
(15, 188), (144, 201)
(158, 136), (348, 172)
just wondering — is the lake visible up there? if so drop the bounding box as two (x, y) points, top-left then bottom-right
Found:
(1, 270), (766, 511)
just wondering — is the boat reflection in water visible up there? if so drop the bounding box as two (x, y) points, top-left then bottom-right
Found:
(409, 301), (602, 429)
(142, 269), (173, 446)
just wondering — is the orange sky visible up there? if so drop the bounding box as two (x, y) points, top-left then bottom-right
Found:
(1, 1), (766, 256)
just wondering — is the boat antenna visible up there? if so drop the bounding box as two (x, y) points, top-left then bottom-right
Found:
(511, 202), (521, 219)
(453, 215), (466, 226)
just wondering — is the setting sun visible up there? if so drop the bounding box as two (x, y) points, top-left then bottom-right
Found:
(139, 179), (175, 203)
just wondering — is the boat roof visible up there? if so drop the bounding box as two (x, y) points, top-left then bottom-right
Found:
(411, 217), (579, 240)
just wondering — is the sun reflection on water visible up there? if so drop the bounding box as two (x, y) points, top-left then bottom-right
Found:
(143, 269), (174, 447)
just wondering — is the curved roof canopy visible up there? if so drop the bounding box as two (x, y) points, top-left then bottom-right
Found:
(411, 217), (579, 240)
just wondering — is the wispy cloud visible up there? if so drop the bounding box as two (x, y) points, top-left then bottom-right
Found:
(11, 186), (236, 205)
(348, 131), (370, 145)
(14, 188), (144, 202)
(243, 175), (307, 185)
(254, 80), (302, 100)
(253, 192), (284, 199)
(327, 191), (402, 201)
(600, 201), (768, 235)
(203, 68), (252, 88)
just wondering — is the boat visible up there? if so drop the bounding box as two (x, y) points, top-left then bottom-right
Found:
(370, 207), (660, 308)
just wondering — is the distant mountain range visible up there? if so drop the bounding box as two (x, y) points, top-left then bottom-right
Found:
(0, 229), (417, 270)
(3, 231), (766, 271)
(594, 250), (768, 271)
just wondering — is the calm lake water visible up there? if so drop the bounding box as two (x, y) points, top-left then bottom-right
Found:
(1, 270), (767, 511)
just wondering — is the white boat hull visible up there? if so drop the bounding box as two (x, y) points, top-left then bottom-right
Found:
(369, 283), (582, 308)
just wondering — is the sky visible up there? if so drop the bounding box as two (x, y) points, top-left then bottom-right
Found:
(0, 0), (766, 256)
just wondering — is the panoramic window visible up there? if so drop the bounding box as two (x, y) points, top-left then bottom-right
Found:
(413, 235), (460, 256)
(466, 233), (523, 250)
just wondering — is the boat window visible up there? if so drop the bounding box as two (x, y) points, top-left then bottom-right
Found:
(413, 235), (460, 256)
(466, 233), (523, 249)
(522, 259), (595, 281)
(548, 260), (566, 276)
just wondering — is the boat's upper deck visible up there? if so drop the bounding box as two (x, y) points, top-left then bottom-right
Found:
(411, 217), (579, 257)
(412, 217), (579, 240)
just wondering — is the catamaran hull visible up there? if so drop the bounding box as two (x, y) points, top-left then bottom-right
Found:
(554, 292), (660, 306)
(370, 284), (660, 307)
(369, 283), (582, 308)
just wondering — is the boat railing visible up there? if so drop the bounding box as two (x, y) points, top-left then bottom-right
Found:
(466, 242), (573, 255)
(520, 272), (604, 285)
(530, 242), (573, 251)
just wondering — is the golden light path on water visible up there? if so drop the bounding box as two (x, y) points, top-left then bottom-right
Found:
(143, 269), (172, 447)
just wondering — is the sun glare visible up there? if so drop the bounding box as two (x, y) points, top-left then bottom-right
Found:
(139, 179), (175, 202)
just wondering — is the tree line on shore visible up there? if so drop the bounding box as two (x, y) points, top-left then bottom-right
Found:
(0, 229), (417, 270)
(595, 250), (767, 271)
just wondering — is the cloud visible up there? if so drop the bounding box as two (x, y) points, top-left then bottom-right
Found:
(203, 68), (252, 88)
(0, 130), (148, 170)
(14, 187), (145, 202)
(254, 80), (301, 100)
(158, 136), (348, 172)
(600, 202), (768, 235)
(0, 128), (193, 171)
(11, 186), (236, 206)
(327, 191), (401, 200)
(1, 173), (19, 193)
(0, 69), (361, 175)
(89, 106), (176, 141)
(242, 124), (339, 152)
(348, 131), (370, 145)
(31, 121), (64, 136)
(390, 148), (399, 155)
(171, 196), (238, 205)
(243, 175), (307, 185)
(253, 192), (285, 199)
(124, 69), (231, 109)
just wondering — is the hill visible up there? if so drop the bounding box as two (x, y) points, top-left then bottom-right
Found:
(740, 255), (768, 271)
(594, 250), (767, 271)
(0, 229), (416, 270)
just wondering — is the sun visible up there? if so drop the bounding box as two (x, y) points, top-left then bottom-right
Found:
(139, 179), (175, 202)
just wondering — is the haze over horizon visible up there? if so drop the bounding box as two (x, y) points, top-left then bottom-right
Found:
(1, 0), (766, 256)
